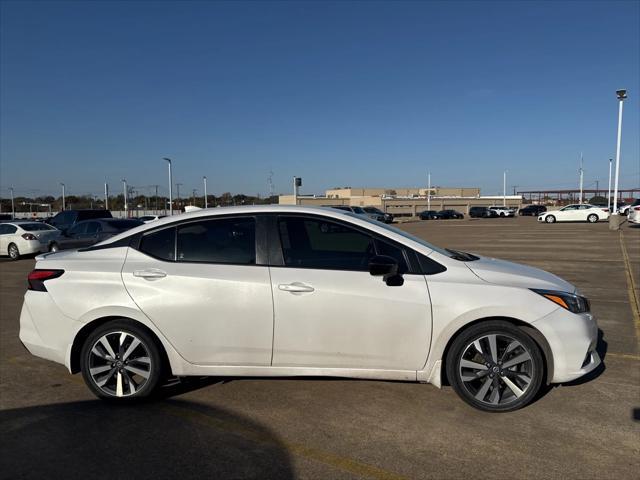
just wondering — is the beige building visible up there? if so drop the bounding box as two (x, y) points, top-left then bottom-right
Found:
(279, 186), (522, 217)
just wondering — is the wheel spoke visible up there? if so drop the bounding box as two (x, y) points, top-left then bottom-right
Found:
(124, 365), (150, 379)
(473, 340), (483, 354)
(122, 339), (141, 361)
(123, 370), (137, 394)
(501, 375), (524, 398)
(129, 356), (150, 364)
(96, 368), (116, 387)
(489, 378), (501, 404)
(91, 346), (113, 361)
(99, 337), (117, 359)
(474, 376), (493, 401)
(90, 364), (112, 375)
(502, 352), (531, 369)
(501, 340), (521, 361)
(460, 359), (488, 371)
(116, 372), (124, 397)
(487, 334), (498, 363)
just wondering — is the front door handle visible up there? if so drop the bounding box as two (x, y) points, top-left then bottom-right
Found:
(133, 269), (167, 280)
(278, 282), (314, 293)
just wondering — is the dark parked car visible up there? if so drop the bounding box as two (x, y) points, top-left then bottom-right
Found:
(0, 214), (14, 222)
(49, 218), (143, 252)
(469, 206), (498, 218)
(518, 205), (547, 216)
(438, 210), (464, 219)
(419, 210), (441, 220)
(362, 206), (394, 223)
(46, 209), (113, 233)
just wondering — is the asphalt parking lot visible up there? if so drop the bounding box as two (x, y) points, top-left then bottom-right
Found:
(1, 216), (638, 479)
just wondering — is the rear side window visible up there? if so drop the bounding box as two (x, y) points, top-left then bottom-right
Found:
(139, 228), (175, 261)
(20, 223), (55, 231)
(0, 224), (17, 234)
(176, 217), (255, 264)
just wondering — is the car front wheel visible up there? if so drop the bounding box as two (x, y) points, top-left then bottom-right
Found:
(446, 321), (544, 412)
(587, 214), (598, 223)
(80, 320), (164, 401)
(545, 215), (556, 223)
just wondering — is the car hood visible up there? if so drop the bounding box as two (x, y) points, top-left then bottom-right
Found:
(465, 255), (575, 293)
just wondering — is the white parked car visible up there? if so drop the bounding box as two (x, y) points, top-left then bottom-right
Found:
(538, 204), (609, 223)
(489, 206), (516, 217)
(627, 199), (640, 224)
(0, 221), (61, 260)
(19, 206), (600, 412)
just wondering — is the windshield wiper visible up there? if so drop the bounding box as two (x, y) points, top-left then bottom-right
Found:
(445, 248), (479, 262)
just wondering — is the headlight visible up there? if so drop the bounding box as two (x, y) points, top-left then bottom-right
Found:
(531, 289), (590, 313)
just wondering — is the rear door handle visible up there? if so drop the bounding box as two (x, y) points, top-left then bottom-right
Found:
(278, 282), (314, 293)
(133, 269), (167, 280)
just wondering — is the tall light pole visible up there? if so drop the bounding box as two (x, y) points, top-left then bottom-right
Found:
(104, 181), (109, 210)
(427, 171), (431, 211)
(176, 183), (182, 210)
(293, 177), (301, 205)
(503, 170), (507, 206)
(578, 153), (584, 204)
(60, 183), (66, 211)
(122, 179), (128, 218)
(607, 158), (612, 212)
(203, 176), (208, 208)
(612, 89), (627, 215)
(163, 158), (173, 216)
(9, 186), (15, 219)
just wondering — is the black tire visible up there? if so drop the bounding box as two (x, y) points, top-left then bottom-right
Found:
(445, 320), (544, 412)
(80, 320), (165, 401)
(587, 214), (598, 223)
(8, 243), (20, 261)
(545, 215), (556, 223)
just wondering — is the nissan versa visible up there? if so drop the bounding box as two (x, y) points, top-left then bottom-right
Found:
(19, 206), (600, 412)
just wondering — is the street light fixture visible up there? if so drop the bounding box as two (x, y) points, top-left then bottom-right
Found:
(9, 186), (15, 219)
(122, 179), (128, 217)
(612, 89), (627, 215)
(163, 158), (173, 216)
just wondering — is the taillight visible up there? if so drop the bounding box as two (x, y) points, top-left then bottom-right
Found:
(601, 209), (609, 212)
(635, 207), (640, 211)
(22, 233), (37, 240)
(27, 269), (64, 292)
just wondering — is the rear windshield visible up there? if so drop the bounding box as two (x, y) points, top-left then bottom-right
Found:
(20, 223), (56, 231)
(78, 210), (113, 220)
(108, 220), (143, 231)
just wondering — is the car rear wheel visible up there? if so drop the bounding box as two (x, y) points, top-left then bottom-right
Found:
(545, 215), (556, 223)
(8, 243), (20, 260)
(587, 214), (598, 223)
(446, 321), (544, 412)
(80, 320), (164, 401)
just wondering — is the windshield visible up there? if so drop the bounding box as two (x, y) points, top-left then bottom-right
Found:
(20, 223), (55, 231)
(351, 206), (365, 214)
(339, 212), (464, 259)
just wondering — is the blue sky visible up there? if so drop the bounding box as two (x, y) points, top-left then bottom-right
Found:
(1, 0), (638, 199)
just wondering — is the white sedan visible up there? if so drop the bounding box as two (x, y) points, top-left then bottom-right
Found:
(538, 204), (609, 223)
(0, 221), (61, 260)
(19, 206), (600, 412)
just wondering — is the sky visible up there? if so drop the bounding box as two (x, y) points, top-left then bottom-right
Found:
(1, 0), (639, 199)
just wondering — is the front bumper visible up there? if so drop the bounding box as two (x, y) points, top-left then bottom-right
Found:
(532, 308), (601, 383)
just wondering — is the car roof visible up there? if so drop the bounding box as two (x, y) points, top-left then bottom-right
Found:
(94, 205), (436, 252)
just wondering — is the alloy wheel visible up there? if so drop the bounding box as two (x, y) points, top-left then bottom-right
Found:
(87, 331), (152, 397)
(458, 334), (535, 407)
(8, 244), (19, 260)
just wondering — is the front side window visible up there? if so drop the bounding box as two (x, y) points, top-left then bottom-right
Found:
(85, 222), (101, 234)
(176, 217), (255, 264)
(278, 216), (375, 270)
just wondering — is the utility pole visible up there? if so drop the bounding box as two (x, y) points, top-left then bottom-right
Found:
(122, 179), (128, 218)
(104, 182), (109, 210)
(293, 177), (301, 205)
(595, 180), (599, 196)
(427, 171), (431, 211)
(60, 183), (66, 211)
(607, 159), (612, 212)
(192, 189), (197, 206)
(10, 186), (15, 219)
(154, 185), (159, 213)
(163, 158), (173, 216)
(176, 183), (182, 210)
(578, 153), (584, 204)
(268, 170), (275, 201)
(512, 185), (519, 196)
(612, 90), (627, 215)
(203, 176), (208, 208)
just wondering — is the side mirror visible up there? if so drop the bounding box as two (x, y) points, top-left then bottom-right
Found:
(369, 255), (403, 286)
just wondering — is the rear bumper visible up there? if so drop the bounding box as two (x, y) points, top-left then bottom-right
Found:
(19, 291), (79, 371)
(531, 308), (601, 383)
